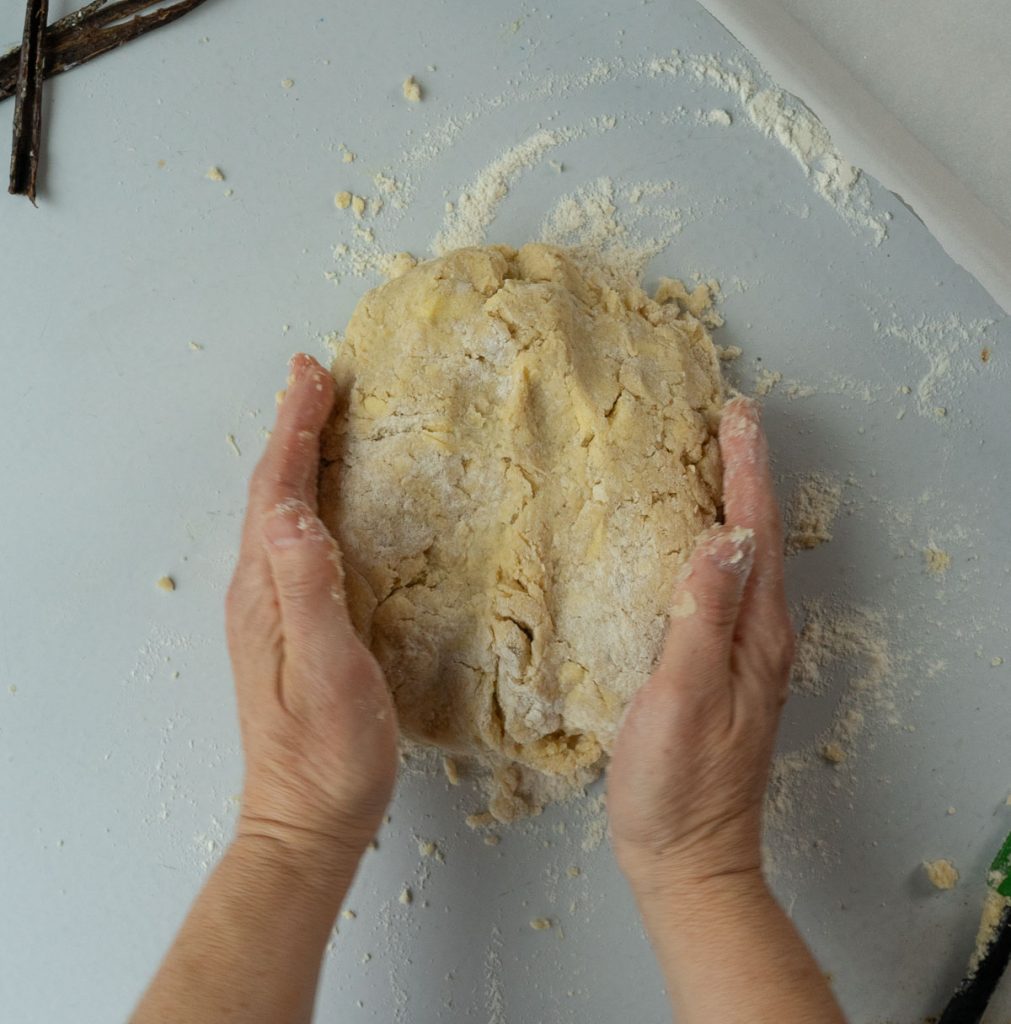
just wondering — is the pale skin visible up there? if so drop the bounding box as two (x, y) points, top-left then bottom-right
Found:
(133, 354), (847, 1024)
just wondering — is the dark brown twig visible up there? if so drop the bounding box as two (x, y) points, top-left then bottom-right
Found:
(1, 0), (210, 103)
(9, 0), (49, 203)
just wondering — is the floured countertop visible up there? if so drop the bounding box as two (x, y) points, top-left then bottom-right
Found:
(1, 1), (1010, 1022)
(696, 0), (1011, 315)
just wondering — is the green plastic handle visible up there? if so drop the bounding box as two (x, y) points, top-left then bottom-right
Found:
(990, 831), (1011, 898)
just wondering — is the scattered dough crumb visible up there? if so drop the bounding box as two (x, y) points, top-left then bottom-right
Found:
(341, 909), (356, 920)
(924, 858), (959, 891)
(466, 812), (496, 830)
(402, 75), (422, 102)
(226, 434), (241, 457)
(483, 834), (500, 846)
(351, 195), (366, 218)
(281, 78), (294, 89)
(398, 887), (413, 905)
(205, 166), (225, 182)
(707, 109), (732, 126)
(754, 368), (782, 396)
(820, 742), (846, 765)
(417, 839), (438, 858)
(785, 474), (842, 554)
(156, 576), (176, 593)
(946, 806), (957, 816)
(924, 546), (952, 575)
(188, 341), (203, 351)
(224, 188), (234, 198)
(530, 917), (552, 931)
(991, 657), (1004, 668)
(334, 190), (353, 210)
(717, 344), (742, 361)
(567, 866), (581, 878)
(442, 756), (460, 785)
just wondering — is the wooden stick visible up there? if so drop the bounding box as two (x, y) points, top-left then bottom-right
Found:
(1, 0), (210, 104)
(9, 0), (49, 203)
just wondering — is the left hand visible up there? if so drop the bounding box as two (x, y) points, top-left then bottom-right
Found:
(225, 354), (398, 870)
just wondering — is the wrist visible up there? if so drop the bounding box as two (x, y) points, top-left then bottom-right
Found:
(630, 866), (773, 951)
(621, 850), (768, 913)
(229, 822), (365, 913)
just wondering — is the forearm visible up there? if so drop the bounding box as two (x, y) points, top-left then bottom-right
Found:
(133, 834), (360, 1024)
(636, 871), (847, 1024)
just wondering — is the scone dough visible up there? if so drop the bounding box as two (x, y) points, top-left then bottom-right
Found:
(320, 244), (723, 782)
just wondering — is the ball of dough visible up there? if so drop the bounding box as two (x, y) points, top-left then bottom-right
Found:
(320, 244), (723, 785)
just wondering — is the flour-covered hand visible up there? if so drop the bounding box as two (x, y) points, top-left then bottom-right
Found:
(226, 354), (398, 868)
(608, 397), (794, 894)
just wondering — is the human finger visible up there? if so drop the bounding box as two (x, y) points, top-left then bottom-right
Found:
(654, 524), (756, 691)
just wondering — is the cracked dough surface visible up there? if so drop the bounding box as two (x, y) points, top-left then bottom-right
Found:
(320, 244), (723, 784)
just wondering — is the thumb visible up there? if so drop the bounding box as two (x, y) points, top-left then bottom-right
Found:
(655, 524), (756, 688)
(262, 500), (356, 667)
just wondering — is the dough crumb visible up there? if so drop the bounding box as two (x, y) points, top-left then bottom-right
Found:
(398, 887), (413, 905)
(417, 839), (438, 858)
(342, 909), (356, 920)
(754, 368), (782, 396)
(653, 278), (724, 328)
(466, 812), (495, 830)
(442, 756), (460, 785)
(530, 917), (552, 931)
(924, 546), (952, 575)
(820, 742), (846, 765)
(567, 866), (581, 878)
(402, 75), (422, 102)
(483, 834), (500, 846)
(188, 341), (203, 351)
(707, 109), (732, 126)
(226, 434), (241, 457)
(382, 251), (418, 279)
(351, 195), (366, 218)
(785, 474), (842, 554)
(281, 78), (294, 89)
(924, 858), (959, 891)
(156, 576), (176, 593)
(205, 166), (225, 182)
(334, 190), (353, 210)
(992, 657), (1005, 667)
(946, 806), (957, 816)
(717, 344), (742, 361)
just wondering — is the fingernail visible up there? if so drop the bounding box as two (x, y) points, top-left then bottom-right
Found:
(263, 508), (304, 549)
(287, 353), (310, 386)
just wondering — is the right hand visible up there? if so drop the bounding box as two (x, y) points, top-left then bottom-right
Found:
(607, 397), (794, 896)
(226, 354), (399, 874)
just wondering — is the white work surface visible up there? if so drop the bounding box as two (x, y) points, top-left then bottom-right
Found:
(1, 1), (1010, 1022)
(695, 0), (1011, 316)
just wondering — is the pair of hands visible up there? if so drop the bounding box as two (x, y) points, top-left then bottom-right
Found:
(226, 353), (794, 894)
